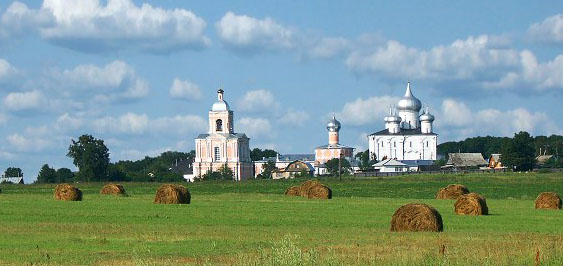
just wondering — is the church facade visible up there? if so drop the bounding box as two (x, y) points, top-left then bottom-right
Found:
(368, 82), (437, 162)
(193, 89), (253, 180)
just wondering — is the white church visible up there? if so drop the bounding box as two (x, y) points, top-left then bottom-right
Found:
(368, 82), (437, 168)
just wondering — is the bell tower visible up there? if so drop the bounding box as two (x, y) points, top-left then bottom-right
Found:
(209, 89), (234, 134)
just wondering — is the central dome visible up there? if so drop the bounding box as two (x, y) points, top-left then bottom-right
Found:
(327, 115), (341, 132)
(397, 82), (422, 112)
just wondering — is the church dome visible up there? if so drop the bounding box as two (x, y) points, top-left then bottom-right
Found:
(384, 107), (402, 123)
(420, 109), (435, 122)
(397, 82), (422, 112)
(327, 115), (341, 132)
(211, 89), (230, 111)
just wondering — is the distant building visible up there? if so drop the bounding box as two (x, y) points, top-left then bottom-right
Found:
(443, 153), (487, 169)
(488, 154), (504, 169)
(368, 82), (437, 162)
(373, 159), (408, 173)
(254, 154), (315, 177)
(272, 160), (315, 179)
(0, 176), (24, 184)
(193, 89), (253, 180)
(314, 115), (355, 175)
(536, 155), (553, 166)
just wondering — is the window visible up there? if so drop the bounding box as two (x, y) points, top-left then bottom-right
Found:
(409, 142), (412, 148)
(394, 142), (396, 148)
(216, 119), (223, 132)
(426, 142), (429, 147)
(214, 147), (220, 161)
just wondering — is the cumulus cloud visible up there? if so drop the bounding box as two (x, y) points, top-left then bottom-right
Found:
(6, 133), (52, 152)
(336, 96), (400, 126)
(278, 109), (310, 127)
(3, 90), (44, 112)
(1, 0), (209, 53)
(237, 89), (280, 113)
(169, 78), (202, 101)
(437, 98), (561, 139)
(217, 12), (295, 53)
(93, 112), (149, 134)
(528, 14), (563, 44)
(0, 58), (17, 81)
(302, 37), (351, 59)
(50, 60), (149, 103)
(91, 112), (206, 136)
(237, 117), (273, 139)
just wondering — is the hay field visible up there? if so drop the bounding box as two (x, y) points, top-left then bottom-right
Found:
(1, 172), (563, 265)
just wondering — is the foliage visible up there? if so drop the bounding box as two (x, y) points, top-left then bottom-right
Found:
(4, 167), (23, 177)
(36, 164), (57, 183)
(324, 158), (351, 176)
(543, 156), (563, 168)
(355, 150), (376, 171)
(55, 168), (74, 183)
(111, 150), (194, 182)
(501, 131), (537, 171)
(251, 148), (278, 161)
(201, 164), (234, 180)
(257, 160), (276, 179)
(293, 169), (311, 178)
(67, 134), (110, 182)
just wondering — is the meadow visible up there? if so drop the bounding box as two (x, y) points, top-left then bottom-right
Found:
(1, 172), (563, 265)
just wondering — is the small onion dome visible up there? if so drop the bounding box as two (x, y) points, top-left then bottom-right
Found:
(397, 82), (422, 112)
(212, 89), (230, 111)
(420, 111), (435, 122)
(327, 115), (341, 132)
(386, 115), (402, 123)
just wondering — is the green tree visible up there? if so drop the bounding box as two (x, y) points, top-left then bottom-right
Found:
(325, 158), (351, 176)
(201, 164), (234, 180)
(36, 164), (57, 183)
(502, 131), (536, 171)
(250, 148), (278, 161)
(67, 134), (110, 182)
(4, 167), (23, 177)
(257, 160), (276, 179)
(355, 150), (376, 171)
(55, 168), (74, 183)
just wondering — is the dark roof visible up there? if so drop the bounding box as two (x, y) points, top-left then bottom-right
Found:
(400, 160), (435, 167)
(278, 154), (315, 162)
(315, 144), (355, 149)
(446, 153), (487, 167)
(195, 133), (248, 139)
(369, 128), (437, 136)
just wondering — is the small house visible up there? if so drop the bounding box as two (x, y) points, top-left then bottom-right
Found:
(443, 153), (487, 169)
(372, 159), (408, 173)
(488, 154), (504, 169)
(272, 160), (314, 179)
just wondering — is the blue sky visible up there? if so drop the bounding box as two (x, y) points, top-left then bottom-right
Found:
(1, 0), (562, 181)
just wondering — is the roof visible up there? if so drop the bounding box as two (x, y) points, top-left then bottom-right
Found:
(277, 154), (316, 162)
(0, 177), (24, 184)
(536, 155), (553, 164)
(446, 153), (487, 167)
(373, 159), (407, 167)
(195, 133), (248, 140)
(490, 154), (502, 161)
(315, 143), (355, 149)
(369, 128), (437, 136)
(400, 160), (435, 167)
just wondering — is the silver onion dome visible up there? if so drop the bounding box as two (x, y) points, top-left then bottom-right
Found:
(420, 108), (435, 122)
(396, 82), (422, 112)
(212, 89), (230, 111)
(385, 107), (402, 123)
(327, 115), (341, 132)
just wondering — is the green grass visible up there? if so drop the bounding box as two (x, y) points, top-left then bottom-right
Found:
(0, 172), (563, 265)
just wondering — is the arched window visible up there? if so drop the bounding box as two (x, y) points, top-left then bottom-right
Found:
(216, 119), (223, 132)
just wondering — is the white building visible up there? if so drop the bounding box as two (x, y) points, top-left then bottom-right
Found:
(368, 82), (437, 162)
(373, 159), (408, 173)
(193, 89), (253, 180)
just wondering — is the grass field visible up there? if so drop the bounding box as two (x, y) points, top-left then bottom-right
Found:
(1, 172), (563, 265)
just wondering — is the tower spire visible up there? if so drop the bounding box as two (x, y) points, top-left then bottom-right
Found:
(404, 81), (412, 97)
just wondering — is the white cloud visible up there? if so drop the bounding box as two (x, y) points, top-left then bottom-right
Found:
(217, 11), (294, 52)
(528, 14), (563, 44)
(304, 37), (351, 59)
(336, 96), (400, 126)
(51, 60), (149, 102)
(92, 112), (206, 136)
(114, 147), (172, 162)
(93, 112), (149, 134)
(3, 90), (44, 111)
(6, 133), (52, 152)
(0, 58), (17, 81)
(237, 89), (280, 113)
(169, 78), (202, 101)
(152, 115), (207, 136)
(237, 117), (273, 139)
(436, 99), (561, 140)
(278, 109), (310, 127)
(1, 0), (209, 53)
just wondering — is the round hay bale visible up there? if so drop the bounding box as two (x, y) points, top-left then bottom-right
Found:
(100, 183), (126, 196)
(454, 192), (488, 215)
(390, 203), (443, 232)
(300, 180), (321, 197)
(307, 184), (332, 199)
(285, 186), (302, 196)
(54, 183), (82, 201)
(154, 184), (190, 204)
(535, 192), (562, 210)
(436, 184), (469, 199)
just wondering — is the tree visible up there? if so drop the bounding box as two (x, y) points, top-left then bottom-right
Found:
(56, 168), (75, 183)
(355, 150), (376, 171)
(67, 134), (110, 182)
(201, 164), (234, 180)
(36, 164), (57, 183)
(502, 131), (536, 171)
(4, 167), (23, 177)
(325, 158), (351, 176)
(257, 160), (276, 179)
(250, 148), (278, 161)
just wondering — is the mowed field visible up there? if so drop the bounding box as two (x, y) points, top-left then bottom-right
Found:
(1, 173), (563, 265)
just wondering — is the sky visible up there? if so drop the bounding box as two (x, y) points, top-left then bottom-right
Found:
(1, 0), (563, 181)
